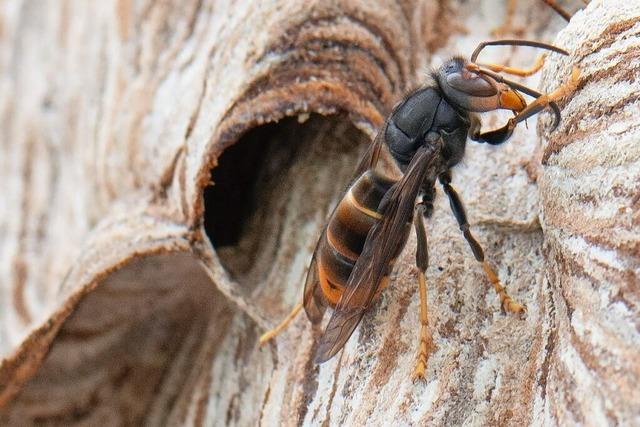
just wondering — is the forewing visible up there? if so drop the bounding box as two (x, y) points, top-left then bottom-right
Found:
(314, 145), (438, 363)
(303, 236), (326, 323)
(353, 122), (385, 178)
(303, 126), (387, 324)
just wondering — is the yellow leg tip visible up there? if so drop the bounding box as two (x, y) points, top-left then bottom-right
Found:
(258, 302), (303, 347)
(412, 362), (427, 382)
(571, 66), (581, 82)
(503, 300), (526, 316)
(482, 261), (526, 316)
(259, 331), (275, 346)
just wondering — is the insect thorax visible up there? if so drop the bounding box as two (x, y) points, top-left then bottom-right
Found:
(385, 86), (470, 171)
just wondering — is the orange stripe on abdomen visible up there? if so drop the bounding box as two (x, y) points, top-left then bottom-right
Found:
(319, 234), (354, 287)
(317, 261), (343, 306)
(317, 170), (407, 307)
(327, 198), (377, 260)
(326, 170), (395, 260)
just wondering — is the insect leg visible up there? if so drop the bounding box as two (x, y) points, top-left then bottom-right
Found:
(508, 66), (580, 125)
(412, 201), (431, 381)
(477, 54), (546, 77)
(259, 302), (303, 345)
(469, 67), (580, 145)
(439, 171), (525, 314)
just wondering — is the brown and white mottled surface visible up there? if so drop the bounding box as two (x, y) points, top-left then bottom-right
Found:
(0, 0), (638, 425)
(538, 4), (640, 425)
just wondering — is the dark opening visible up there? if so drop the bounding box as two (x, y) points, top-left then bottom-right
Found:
(203, 122), (283, 248)
(202, 114), (367, 294)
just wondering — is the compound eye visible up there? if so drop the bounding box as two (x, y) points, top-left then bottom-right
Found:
(446, 70), (497, 97)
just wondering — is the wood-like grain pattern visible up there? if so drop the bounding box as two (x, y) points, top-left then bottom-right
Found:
(538, 3), (640, 425)
(0, 0), (637, 425)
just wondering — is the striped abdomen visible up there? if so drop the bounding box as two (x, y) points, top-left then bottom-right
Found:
(316, 170), (411, 306)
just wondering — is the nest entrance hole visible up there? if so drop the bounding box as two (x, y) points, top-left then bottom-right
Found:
(202, 114), (368, 296)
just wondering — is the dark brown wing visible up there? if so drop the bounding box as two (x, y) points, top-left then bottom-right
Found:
(314, 145), (439, 363)
(303, 128), (386, 324)
(353, 124), (384, 178)
(303, 236), (326, 323)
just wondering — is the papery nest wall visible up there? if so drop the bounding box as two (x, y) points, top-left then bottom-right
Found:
(0, 0), (638, 425)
